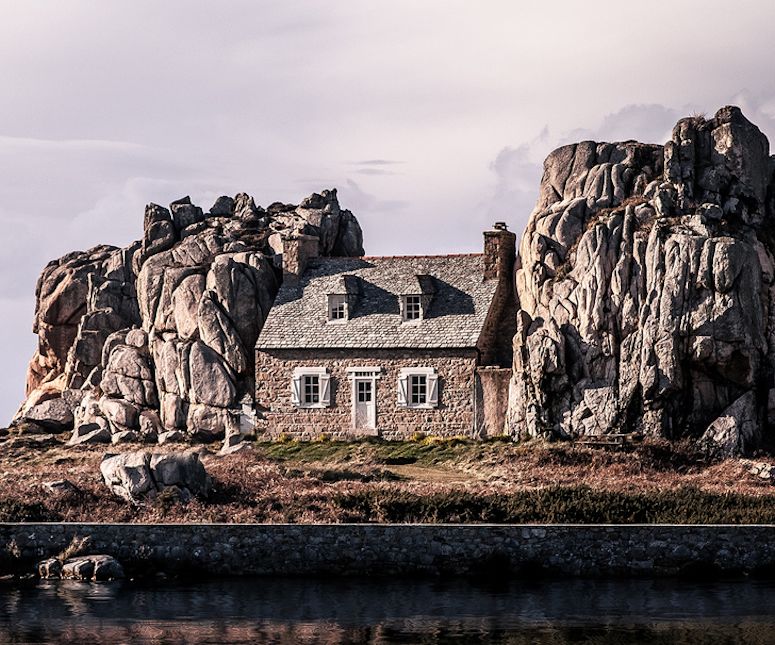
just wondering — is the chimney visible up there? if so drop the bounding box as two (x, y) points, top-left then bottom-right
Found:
(483, 222), (516, 281)
(282, 233), (319, 285)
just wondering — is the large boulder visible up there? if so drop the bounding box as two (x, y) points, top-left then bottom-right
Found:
(509, 106), (775, 455)
(20, 399), (74, 432)
(100, 450), (211, 503)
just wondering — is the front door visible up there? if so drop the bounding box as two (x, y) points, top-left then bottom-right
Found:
(353, 378), (376, 430)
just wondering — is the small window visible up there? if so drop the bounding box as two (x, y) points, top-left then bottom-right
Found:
(292, 367), (331, 408)
(403, 295), (422, 321)
(409, 374), (427, 405)
(397, 367), (439, 409)
(328, 294), (346, 321)
(357, 380), (373, 403)
(303, 375), (320, 405)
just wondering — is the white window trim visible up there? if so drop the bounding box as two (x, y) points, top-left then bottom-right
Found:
(292, 367), (331, 409)
(327, 294), (347, 323)
(401, 294), (423, 323)
(346, 366), (382, 380)
(397, 367), (438, 409)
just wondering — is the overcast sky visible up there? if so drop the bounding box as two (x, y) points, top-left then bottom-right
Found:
(2, 0), (775, 422)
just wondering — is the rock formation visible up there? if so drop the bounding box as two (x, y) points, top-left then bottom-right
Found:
(16, 189), (363, 447)
(100, 451), (211, 503)
(509, 106), (775, 455)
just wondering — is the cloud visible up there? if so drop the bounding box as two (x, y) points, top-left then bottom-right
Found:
(338, 179), (409, 214)
(349, 160), (404, 166)
(563, 104), (681, 146)
(2, 1), (775, 424)
(484, 129), (550, 236)
(354, 168), (399, 176)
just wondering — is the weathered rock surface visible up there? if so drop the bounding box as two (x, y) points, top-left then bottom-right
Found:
(16, 189), (363, 447)
(38, 555), (124, 581)
(509, 106), (775, 455)
(100, 450), (211, 503)
(22, 399), (74, 432)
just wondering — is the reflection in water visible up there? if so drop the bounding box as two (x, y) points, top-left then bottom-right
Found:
(2, 576), (775, 644)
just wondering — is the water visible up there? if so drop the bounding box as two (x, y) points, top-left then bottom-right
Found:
(2, 576), (775, 644)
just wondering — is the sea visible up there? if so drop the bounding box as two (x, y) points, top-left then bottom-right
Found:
(2, 575), (774, 644)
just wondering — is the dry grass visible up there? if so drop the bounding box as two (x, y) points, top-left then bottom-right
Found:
(1, 432), (774, 523)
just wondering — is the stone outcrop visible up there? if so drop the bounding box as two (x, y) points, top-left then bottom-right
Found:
(100, 450), (211, 503)
(16, 188), (363, 448)
(509, 106), (775, 454)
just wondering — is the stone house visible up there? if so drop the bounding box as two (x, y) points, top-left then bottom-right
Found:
(254, 224), (517, 439)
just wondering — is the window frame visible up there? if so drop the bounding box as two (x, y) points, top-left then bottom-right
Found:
(327, 294), (347, 322)
(409, 374), (428, 406)
(291, 367), (331, 409)
(302, 374), (320, 405)
(402, 294), (422, 322)
(397, 367), (439, 409)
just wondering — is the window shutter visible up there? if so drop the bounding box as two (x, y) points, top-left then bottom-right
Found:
(291, 375), (301, 407)
(320, 372), (331, 407)
(427, 372), (439, 408)
(397, 373), (408, 407)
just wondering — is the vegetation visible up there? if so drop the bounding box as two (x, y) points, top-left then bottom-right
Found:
(332, 486), (775, 524)
(0, 500), (61, 522)
(1, 432), (775, 524)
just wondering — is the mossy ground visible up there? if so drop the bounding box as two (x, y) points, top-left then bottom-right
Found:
(1, 431), (774, 524)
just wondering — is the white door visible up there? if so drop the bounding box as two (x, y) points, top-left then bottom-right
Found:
(353, 378), (376, 429)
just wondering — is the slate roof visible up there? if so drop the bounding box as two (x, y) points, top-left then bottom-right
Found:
(256, 254), (498, 349)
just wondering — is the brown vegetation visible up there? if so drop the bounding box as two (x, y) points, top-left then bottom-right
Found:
(1, 432), (774, 524)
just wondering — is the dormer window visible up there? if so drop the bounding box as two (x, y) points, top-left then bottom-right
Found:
(326, 274), (359, 322)
(328, 294), (347, 321)
(403, 295), (422, 321)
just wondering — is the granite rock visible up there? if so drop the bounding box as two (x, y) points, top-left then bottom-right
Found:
(16, 190), (363, 445)
(509, 106), (775, 455)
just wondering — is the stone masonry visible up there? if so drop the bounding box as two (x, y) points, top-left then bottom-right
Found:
(5, 523), (775, 578)
(255, 349), (478, 439)
(255, 226), (517, 439)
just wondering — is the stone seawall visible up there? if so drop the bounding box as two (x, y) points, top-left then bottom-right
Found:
(4, 524), (775, 578)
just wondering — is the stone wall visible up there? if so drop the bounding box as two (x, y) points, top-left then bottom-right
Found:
(479, 228), (518, 368)
(255, 349), (478, 439)
(476, 366), (512, 437)
(5, 523), (775, 577)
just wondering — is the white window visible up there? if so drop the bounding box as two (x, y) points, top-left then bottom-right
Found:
(328, 294), (347, 321)
(409, 374), (427, 405)
(291, 367), (331, 408)
(397, 367), (439, 408)
(303, 375), (320, 404)
(402, 295), (422, 321)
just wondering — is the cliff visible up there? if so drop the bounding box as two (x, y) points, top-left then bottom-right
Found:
(510, 106), (775, 455)
(16, 189), (363, 448)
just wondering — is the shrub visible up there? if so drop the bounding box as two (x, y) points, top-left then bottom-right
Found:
(0, 500), (61, 522)
(332, 486), (775, 524)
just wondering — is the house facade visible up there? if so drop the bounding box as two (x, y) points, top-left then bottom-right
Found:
(254, 225), (517, 439)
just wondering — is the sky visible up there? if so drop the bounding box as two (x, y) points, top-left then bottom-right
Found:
(2, 0), (775, 423)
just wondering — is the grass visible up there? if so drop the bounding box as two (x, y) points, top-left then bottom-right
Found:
(1, 432), (775, 524)
(332, 486), (775, 524)
(255, 435), (506, 467)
